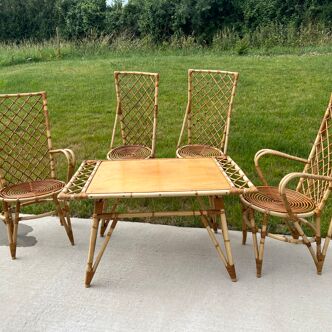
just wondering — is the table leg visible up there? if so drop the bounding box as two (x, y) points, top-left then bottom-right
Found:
(214, 197), (237, 281)
(198, 196), (237, 282)
(85, 199), (119, 288)
(85, 199), (103, 287)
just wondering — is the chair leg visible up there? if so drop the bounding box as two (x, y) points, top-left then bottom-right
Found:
(256, 214), (268, 278)
(99, 200), (109, 237)
(53, 196), (74, 245)
(314, 215), (322, 268)
(293, 220), (318, 269)
(241, 202), (249, 245)
(248, 209), (259, 275)
(3, 202), (18, 259)
(317, 217), (332, 274)
(209, 196), (218, 233)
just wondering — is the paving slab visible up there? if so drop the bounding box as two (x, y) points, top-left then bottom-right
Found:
(0, 217), (332, 332)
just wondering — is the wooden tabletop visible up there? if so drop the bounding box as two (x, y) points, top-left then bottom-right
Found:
(86, 158), (231, 196)
(58, 157), (255, 200)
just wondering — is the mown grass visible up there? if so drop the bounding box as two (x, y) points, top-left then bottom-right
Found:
(0, 51), (332, 235)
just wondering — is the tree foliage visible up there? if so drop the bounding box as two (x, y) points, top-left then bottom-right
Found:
(0, 0), (331, 42)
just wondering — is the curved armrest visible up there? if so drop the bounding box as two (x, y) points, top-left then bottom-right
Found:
(50, 149), (76, 182)
(278, 172), (332, 218)
(254, 149), (308, 186)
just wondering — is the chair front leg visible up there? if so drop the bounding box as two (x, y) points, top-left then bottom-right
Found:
(293, 220), (319, 269)
(248, 209), (259, 274)
(317, 217), (332, 274)
(257, 213), (268, 278)
(3, 201), (20, 259)
(100, 200), (109, 237)
(209, 196), (218, 233)
(241, 202), (249, 245)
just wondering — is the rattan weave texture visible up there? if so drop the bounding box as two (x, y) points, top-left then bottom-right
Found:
(108, 145), (152, 160)
(0, 179), (64, 200)
(177, 144), (224, 158)
(298, 98), (332, 206)
(177, 69), (238, 156)
(0, 93), (52, 186)
(108, 71), (159, 160)
(242, 186), (315, 214)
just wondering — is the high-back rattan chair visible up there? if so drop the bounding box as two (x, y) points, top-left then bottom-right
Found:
(241, 94), (332, 277)
(176, 69), (239, 158)
(0, 92), (75, 259)
(107, 71), (159, 160)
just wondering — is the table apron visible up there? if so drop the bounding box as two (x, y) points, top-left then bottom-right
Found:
(98, 209), (223, 219)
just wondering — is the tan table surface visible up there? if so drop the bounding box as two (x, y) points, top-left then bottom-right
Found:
(86, 158), (231, 195)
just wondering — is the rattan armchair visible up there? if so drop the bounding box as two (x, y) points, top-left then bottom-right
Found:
(241, 94), (332, 277)
(107, 71), (159, 160)
(176, 69), (239, 158)
(0, 92), (75, 259)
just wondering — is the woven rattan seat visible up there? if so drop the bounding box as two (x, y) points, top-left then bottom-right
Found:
(241, 94), (332, 278)
(177, 144), (225, 158)
(242, 186), (315, 215)
(0, 179), (64, 200)
(0, 92), (76, 259)
(107, 145), (152, 160)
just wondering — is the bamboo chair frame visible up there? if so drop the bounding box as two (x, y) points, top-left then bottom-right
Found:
(176, 69), (239, 158)
(0, 92), (75, 259)
(107, 71), (159, 160)
(241, 94), (332, 277)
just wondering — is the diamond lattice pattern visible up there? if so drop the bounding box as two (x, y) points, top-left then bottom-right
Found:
(0, 94), (51, 186)
(299, 98), (332, 205)
(117, 73), (156, 147)
(189, 71), (237, 149)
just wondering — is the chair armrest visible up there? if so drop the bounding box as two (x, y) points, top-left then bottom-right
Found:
(50, 149), (76, 182)
(278, 172), (332, 218)
(254, 149), (308, 186)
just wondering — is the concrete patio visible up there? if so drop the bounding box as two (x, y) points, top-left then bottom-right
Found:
(1, 217), (332, 331)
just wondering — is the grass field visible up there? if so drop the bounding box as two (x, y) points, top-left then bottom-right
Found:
(1, 51), (332, 234)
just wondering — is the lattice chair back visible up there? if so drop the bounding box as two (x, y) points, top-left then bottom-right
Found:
(110, 71), (159, 156)
(297, 94), (332, 210)
(0, 92), (55, 188)
(179, 69), (239, 153)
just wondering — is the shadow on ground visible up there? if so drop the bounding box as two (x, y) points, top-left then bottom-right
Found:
(0, 222), (37, 247)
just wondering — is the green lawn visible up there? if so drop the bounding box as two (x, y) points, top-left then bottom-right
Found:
(1, 52), (332, 234)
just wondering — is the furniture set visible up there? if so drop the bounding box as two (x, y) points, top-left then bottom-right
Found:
(1, 69), (331, 287)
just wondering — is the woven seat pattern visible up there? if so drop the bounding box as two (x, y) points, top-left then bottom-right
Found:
(0, 179), (64, 200)
(177, 144), (224, 158)
(108, 145), (152, 160)
(242, 186), (315, 214)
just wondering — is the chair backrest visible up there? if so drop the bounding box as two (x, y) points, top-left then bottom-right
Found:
(110, 71), (159, 156)
(297, 94), (332, 210)
(0, 92), (55, 188)
(178, 69), (239, 154)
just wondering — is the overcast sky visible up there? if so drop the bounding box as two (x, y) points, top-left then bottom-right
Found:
(107, 0), (127, 4)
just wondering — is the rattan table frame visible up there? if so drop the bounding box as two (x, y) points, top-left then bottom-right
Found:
(59, 157), (255, 287)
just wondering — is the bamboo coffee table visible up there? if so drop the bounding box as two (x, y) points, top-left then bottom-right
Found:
(58, 157), (255, 287)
